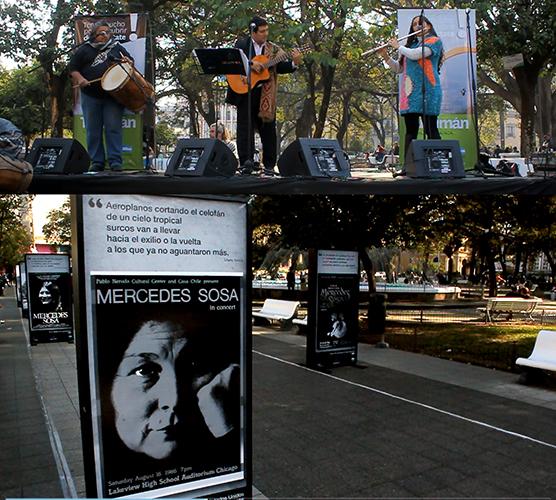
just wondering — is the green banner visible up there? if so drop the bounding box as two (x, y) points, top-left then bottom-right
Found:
(398, 9), (478, 170)
(73, 113), (143, 170)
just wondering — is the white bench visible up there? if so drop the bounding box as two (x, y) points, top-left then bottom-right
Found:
(515, 330), (556, 383)
(293, 316), (308, 332)
(252, 299), (300, 327)
(478, 297), (542, 322)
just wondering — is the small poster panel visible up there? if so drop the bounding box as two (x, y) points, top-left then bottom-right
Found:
(307, 250), (359, 368)
(15, 262), (22, 308)
(24, 253), (73, 344)
(20, 261), (29, 314)
(74, 194), (250, 499)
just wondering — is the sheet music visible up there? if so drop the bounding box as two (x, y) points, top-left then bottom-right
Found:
(238, 49), (249, 76)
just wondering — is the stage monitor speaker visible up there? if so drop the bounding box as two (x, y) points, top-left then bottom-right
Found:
(405, 140), (465, 178)
(165, 139), (238, 177)
(26, 138), (90, 174)
(277, 138), (351, 178)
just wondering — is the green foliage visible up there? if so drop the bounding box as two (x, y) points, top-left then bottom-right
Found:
(154, 121), (178, 148)
(0, 195), (33, 268)
(251, 195), (556, 293)
(0, 67), (49, 139)
(42, 198), (71, 246)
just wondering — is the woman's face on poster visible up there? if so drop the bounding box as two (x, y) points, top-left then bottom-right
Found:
(111, 322), (192, 460)
(39, 283), (52, 305)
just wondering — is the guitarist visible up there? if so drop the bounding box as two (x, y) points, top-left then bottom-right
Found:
(226, 16), (302, 175)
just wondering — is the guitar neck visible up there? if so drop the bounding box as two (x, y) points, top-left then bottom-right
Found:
(262, 51), (290, 69)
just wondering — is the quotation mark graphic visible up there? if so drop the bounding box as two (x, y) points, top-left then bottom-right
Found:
(88, 198), (103, 208)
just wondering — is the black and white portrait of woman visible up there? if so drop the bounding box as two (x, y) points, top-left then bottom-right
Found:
(37, 280), (63, 311)
(93, 276), (243, 495)
(110, 319), (239, 461)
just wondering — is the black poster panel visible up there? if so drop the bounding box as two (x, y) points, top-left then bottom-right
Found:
(92, 275), (243, 498)
(306, 249), (359, 369)
(28, 273), (73, 331)
(25, 254), (73, 344)
(315, 273), (360, 354)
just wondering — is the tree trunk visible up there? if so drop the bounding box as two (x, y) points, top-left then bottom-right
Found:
(536, 74), (553, 140)
(360, 248), (387, 340)
(188, 97), (198, 137)
(335, 92), (352, 148)
(296, 96), (315, 137)
(47, 72), (67, 137)
(314, 65), (336, 138)
(513, 64), (540, 155)
(542, 246), (556, 280)
(513, 248), (522, 280)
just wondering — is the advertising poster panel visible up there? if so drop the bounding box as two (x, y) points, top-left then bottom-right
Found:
(20, 261), (29, 314)
(72, 14), (149, 170)
(25, 253), (73, 344)
(74, 194), (249, 499)
(15, 262), (22, 308)
(307, 250), (359, 368)
(397, 9), (477, 169)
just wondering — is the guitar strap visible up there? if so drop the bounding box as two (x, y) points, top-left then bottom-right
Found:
(259, 41), (286, 123)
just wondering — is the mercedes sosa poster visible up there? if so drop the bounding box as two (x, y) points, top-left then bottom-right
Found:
(91, 274), (244, 498)
(25, 254), (73, 334)
(315, 250), (359, 354)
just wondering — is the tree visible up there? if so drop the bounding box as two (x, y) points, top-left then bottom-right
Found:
(0, 0), (123, 136)
(0, 67), (49, 143)
(472, 0), (556, 154)
(0, 196), (33, 269)
(42, 198), (71, 245)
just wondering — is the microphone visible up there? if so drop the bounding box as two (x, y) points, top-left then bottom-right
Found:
(250, 22), (257, 30)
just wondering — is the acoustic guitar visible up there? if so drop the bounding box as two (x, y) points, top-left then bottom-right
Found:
(226, 44), (311, 94)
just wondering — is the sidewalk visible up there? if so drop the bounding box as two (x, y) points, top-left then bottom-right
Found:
(0, 288), (64, 499)
(252, 329), (556, 498)
(2, 285), (556, 498)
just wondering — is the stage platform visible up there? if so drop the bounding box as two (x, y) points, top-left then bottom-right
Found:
(27, 171), (556, 195)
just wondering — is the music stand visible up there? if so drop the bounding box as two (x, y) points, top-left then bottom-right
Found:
(192, 48), (248, 77)
(192, 48), (250, 173)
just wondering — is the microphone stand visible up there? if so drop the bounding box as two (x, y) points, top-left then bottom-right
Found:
(420, 9), (427, 141)
(465, 8), (484, 175)
(242, 23), (256, 175)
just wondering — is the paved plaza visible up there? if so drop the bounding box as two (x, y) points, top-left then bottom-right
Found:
(1, 287), (556, 498)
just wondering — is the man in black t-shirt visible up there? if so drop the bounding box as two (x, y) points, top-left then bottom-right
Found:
(69, 21), (133, 172)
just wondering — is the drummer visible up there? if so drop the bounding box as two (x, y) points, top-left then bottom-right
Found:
(69, 21), (134, 172)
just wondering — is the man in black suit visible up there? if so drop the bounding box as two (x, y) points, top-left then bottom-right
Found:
(226, 16), (302, 175)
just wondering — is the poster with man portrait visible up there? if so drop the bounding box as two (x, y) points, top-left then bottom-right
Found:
(307, 250), (359, 368)
(25, 254), (73, 342)
(92, 274), (243, 498)
(74, 194), (249, 498)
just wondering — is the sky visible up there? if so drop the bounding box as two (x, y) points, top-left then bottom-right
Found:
(32, 195), (68, 242)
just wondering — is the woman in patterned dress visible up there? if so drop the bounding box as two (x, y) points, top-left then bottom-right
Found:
(379, 16), (444, 168)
